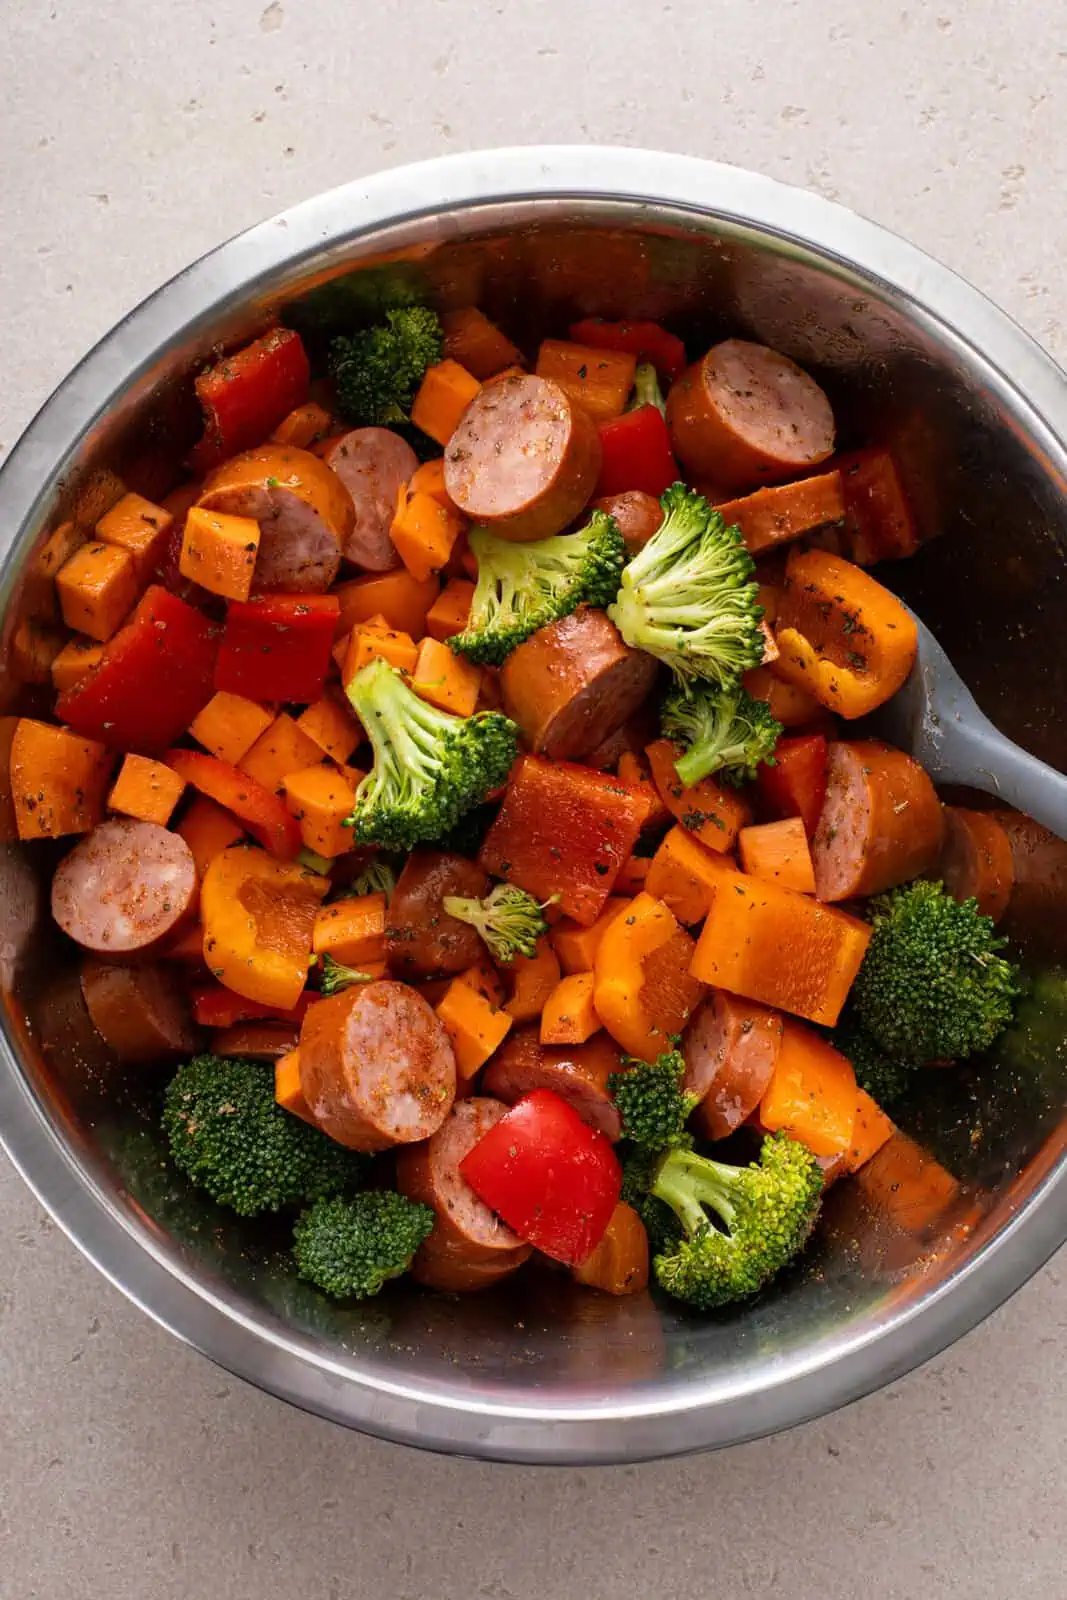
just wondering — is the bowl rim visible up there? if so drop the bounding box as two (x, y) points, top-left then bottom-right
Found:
(2, 144), (1066, 1464)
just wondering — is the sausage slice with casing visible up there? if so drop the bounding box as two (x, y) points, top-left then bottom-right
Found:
(198, 443), (352, 591)
(482, 1026), (624, 1140)
(386, 850), (489, 978)
(811, 740), (943, 903)
(51, 819), (197, 956)
(592, 491), (664, 556)
(682, 991), (783, 1141)
(81, 959), (198, 1063)
(321, 427), (417, 572)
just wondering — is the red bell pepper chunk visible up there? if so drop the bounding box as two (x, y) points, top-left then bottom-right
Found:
(188, 327), (310, 473)
(56, 585), (218, 754)
(568, 318), (687, 384)
(756, 734), (828, 838)
(460, 1089), (622, 1266)
(835, 448), (919, 565)
(214, 594), (340, 705)
(596, 405), (679, 499)
(164, 748), (303, 860)
(190, 981), (316, 1029)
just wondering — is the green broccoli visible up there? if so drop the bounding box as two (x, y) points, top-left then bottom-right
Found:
(441, 882), (554, 963)
(660, 679), (782, 788)
(340, 856), (400, 901)
(830, 1018), (915, 1106)
(852, 880), (1020, 1065)
(329, 307), (443, 428)
(450, 510), (628, 667)
(162, 1055), (365, 1217)
(319, 954), (378, 997)
(609, 1049), (697, 1151)
(292, 1192), (434, 1300)
(649, 1133), (824, 1310)
(344, 657), (518, 852)
(629, 360), (666, 416)
(296, 847), (334, 875)
(608, 484), (764, 690)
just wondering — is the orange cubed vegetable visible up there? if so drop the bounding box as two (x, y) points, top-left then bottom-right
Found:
(502, 934), (562, 1023)
(312, 892), (387, 965)
(10, 718), (112, 840)
(772, 547), (918, 719)
(484, 364), (526, 386)
(274, 1046), (318, 1124)
(238, 713), (325, 795)
(644, 824), (737, 925)
(616, 750), (671, 829)
(743, 664), (825, 728)
(411, 636), (481, 716)
(410, 359), (482, 446)
(425, 578), (475, 642)
(0, 717), (17, 842)
(55, 541), (140, 642)
(855, 1130), (961, 1233)
(457, 959), (507, 1009)
(189, 690), (274, 766)
(283, 765), (357, 858)
(51, 636), (104, 693)
(107, 753), (185, 826)
(390, 488), (465, 583)
(11, 619), (66, 685)
(435, 978), (512, 1079)
(593, 891), (703, 1060)
(342, 619), (419, 686)
(179, 506), (260, 603)
(690, 864), (871, 1026)
(407, 458), (457, 511)
(551, 897), (632, 974)
(759, 1019), (857, 1159)
(26, 519), (85, 622)
(176, 795), (245, 878)
(645, 738), (751, 851)
(738, 817), (816, 895)
(95, 491), (174, 581)
(540, 972), (601, 1045)
(441, 307), (523, 380)
(270, 402), (333, 449)
(535, 339), (637, 422)
(571, 1200), (650, 1296)
(845, 1088), (896, 1174)
(333, 569), (440, 640)
(200, 845), (328, 1010)
(296, 693), (363, 764)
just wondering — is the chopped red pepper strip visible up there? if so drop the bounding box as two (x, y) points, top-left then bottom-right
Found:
(596, 405), (679, 499)
(188, 327), (310, 473)
(214, 594), (340, 705)
(164, 748), (303, 860)
(568, 318), (687, 383)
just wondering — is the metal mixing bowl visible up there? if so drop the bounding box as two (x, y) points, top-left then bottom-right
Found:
(2, 147), (1066, 1464)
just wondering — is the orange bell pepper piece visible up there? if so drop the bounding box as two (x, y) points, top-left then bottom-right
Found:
(593, 891), (703, 1060)
(200, 844), (328, 1010)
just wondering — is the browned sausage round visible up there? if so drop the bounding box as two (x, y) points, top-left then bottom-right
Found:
(991, 809), (1067, 951)
(939, 807), (1014, 922)
(198, 444), (352, 592)
(51, 820), (197, 956)
(482, 1026), (623, 1140)
(571, 1201), (649, 1295)
(213, 1021), (301, 1059)
(386, 850), (489, 978)
(666, 340), (835, 490)
(584, 704), (661, 773)
(321, 428), (417, 572)
(683, 991), (784, 1141)
(592, 491), (664, 555)
(811, 740), (943, 902)
(80, 958), (198, 1064)
(444, 375), (601, 542)
(299, 979), (455, 1151)
(396, 1097), (532, 1291)
(500, 606), (659, 761)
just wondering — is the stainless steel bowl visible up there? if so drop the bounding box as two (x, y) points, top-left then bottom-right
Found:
(2, 147), (1066, 1464)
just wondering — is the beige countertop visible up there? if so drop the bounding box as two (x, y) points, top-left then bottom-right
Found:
(1, 3), (1065, 1595)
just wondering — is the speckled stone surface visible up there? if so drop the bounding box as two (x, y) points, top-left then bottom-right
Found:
(1, 3), (1065, 1595)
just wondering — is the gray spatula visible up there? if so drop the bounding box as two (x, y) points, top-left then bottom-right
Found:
(867, 606), (1067, 839)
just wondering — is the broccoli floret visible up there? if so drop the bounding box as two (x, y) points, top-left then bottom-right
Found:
(328, 307), (443, 427)
(162, 1055), (364, 1217)
(441, 882), (554, 963)
(609, 1049), (697, 1150)
(852, 880), (1020, 1065)
(650, 1133), (824, 1310)
(342, 856), (400, 901)
(292, 1191), (434, 1300)
(830, 1018), (915, 1106)
(319, 954), (377, 997)
(608, 484), (764, 690)
(630, 360), (666, 416)
(345, 658), (518, 852)
(451, 511), (628, 667)
(660, 679), (782, 788)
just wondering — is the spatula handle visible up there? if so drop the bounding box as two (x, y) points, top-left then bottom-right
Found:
(943, 715), (1067, 840)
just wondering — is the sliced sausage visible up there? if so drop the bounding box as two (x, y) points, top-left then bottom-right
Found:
(584, 704), (660, 773)
(321, 427), (417, 572)
(51, 820), (197, 955)
(198, 444), (352, 592)
(571, 1201), (649, 1295)
(666, 339), (835, 490)
(299, 979), (456, 1151)
(213, 1021), (301, 1059)
(500, 606), (659, 761)
(482, 1026), (624, 1140)
(592, 490), (664, 555)
(991, 809), (1067, 951)
(939, 807), (1014, 922)
(396, 1097), (532, 1291)
(682, 992), (784, 1142)
(80, 958), (198, 1064)
(386, 850), (489, 979)
(444, 375), (601, 542)
(811, 740), (943, 902)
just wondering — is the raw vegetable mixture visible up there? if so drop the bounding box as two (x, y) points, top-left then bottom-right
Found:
(12, 302), (1040, 1310)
